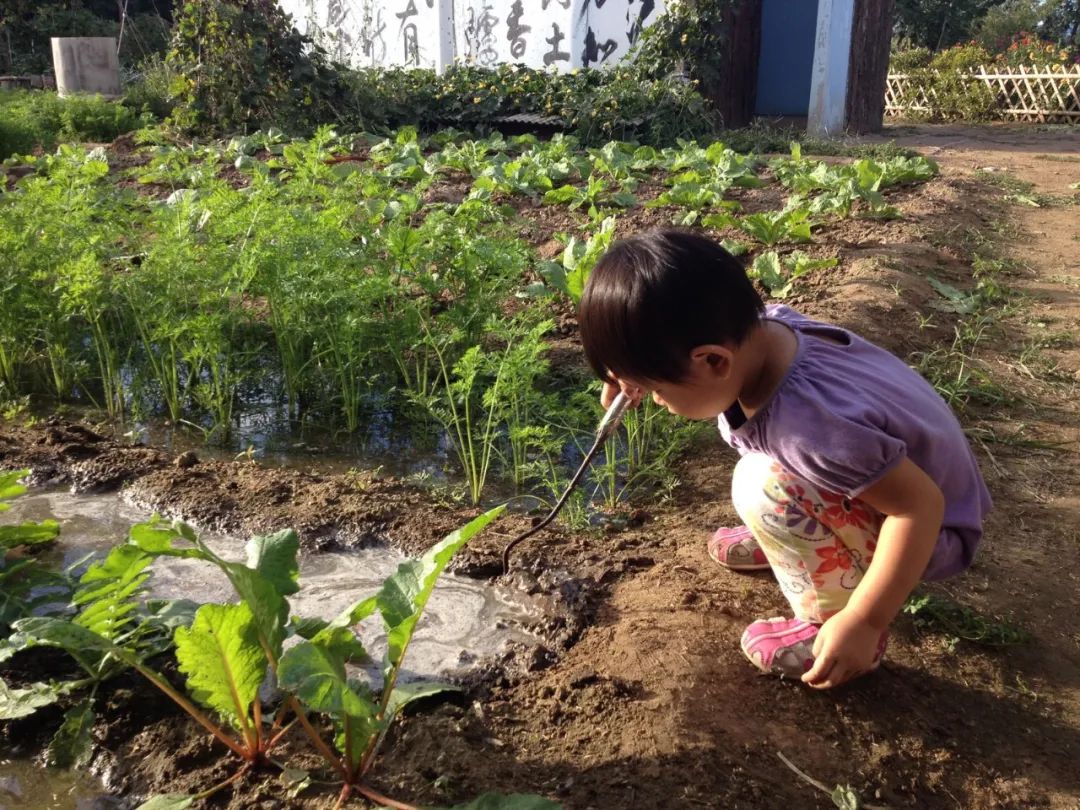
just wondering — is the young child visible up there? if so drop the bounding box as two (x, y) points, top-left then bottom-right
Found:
(579, 229), (991, 689)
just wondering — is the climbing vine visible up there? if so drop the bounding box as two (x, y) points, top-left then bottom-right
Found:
(166, 0), (349, 132)
(632, 0), (740, 91)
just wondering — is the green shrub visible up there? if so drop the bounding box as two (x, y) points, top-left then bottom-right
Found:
(928, 42), (993, 71)
(0, 3), (169, 74)
(117, 13), (172, 68)
(340, 64), (715, 147)
(0, 117), (37, 162)
(158, 0), (713, 144)
(122, 55), (178, 120)
(4, 6), (116, 74)
(0, 91), (148, 160)
(897, 43), (999, 123)
(991, 32), (1080, 67)
(889, 47), (933, 72)
(56, 94), (147, 142)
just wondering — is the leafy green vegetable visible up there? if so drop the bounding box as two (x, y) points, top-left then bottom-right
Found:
(174, 603), (267, 740)
(46, 698), (96, 768)
(0, 470), (59, 550)
(0, 678), (73, 720)
(749, 251), (838, 298)
(280, 504), (505, 798)
(737, 210), (813, 246)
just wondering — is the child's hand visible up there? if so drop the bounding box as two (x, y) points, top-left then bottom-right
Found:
(601, 379), (643, 409)
(801, 608), (883, 689)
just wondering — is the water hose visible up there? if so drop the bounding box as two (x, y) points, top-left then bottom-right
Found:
(501, 391), (632, 573)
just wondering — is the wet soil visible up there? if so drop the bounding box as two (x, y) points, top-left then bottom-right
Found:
(3, 125), (1080, 809)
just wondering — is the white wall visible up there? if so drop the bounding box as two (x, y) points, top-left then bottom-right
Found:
(277, 0), (665, 71)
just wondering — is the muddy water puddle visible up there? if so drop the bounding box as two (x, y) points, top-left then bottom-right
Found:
(0, 760), (115, 809)
(7, 489), (544, 679)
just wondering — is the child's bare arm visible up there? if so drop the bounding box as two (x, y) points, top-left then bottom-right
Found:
(802, 457), (944, 689)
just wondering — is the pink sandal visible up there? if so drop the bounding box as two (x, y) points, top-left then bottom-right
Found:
(740, 617), (888, 680)
(707, 525), (770, 571)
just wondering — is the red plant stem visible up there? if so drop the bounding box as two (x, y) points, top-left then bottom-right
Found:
(332, 782), (352, 810)
(354, 783), (419, 810)
(289, 696), (348, 781)
(135, 663), (250, 760)
(270, 701), (291, 734)
(267, 718), (297, 750)
(252, 699), (264, 749)
(344, 714), (356, 781)
(194, 764), (251, 800)
(356, 729), (380, 778)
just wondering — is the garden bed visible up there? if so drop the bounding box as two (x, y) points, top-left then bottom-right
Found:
(3, 126), (1079, 809)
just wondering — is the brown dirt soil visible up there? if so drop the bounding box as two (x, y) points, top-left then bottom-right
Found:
(3, 125), (1080, 809)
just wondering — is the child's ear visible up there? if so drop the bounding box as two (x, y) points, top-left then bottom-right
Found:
(691, 345), (733, 377)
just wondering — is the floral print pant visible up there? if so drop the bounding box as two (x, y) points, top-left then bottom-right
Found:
(731, 453), (883, 623)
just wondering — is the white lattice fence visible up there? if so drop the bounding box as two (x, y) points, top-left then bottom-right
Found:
(885, 65), (1080, 122)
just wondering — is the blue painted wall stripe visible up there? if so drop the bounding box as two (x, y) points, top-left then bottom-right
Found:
(755, 0), (820, 116)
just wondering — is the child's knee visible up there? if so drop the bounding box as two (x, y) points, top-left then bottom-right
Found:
(731, 452), (787, 522)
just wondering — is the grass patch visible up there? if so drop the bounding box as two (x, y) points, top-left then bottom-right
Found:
(913, 318), (1011, 411)
(965, 423), (1069, 451)
(719, 120), (918, 159)
(975, 168), (1076, 207)
(903, 591), (1028, 649)
(1035, 153), (1080, 163)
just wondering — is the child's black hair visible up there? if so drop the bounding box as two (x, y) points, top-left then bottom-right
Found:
(579, 229), (764, 384)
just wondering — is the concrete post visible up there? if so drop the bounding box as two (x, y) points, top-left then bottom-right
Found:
(435, 0), (456, 73)
(807, 0), (855, 137)
(50, 37), (121, 98)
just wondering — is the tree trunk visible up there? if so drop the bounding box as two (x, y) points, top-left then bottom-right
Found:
(845, 0), (896, 133)
(2, 27), (12, 74)
(700, 0), (762, 129)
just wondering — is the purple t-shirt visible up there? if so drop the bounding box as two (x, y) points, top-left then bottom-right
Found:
(718, 305), (991, 580)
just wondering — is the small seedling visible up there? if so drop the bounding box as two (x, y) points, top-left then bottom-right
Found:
(902, 592), (1028, 647)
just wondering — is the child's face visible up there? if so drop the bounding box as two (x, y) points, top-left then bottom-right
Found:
(620, 346), (739, 421)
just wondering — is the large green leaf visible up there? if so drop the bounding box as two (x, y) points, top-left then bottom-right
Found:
(278, 639), (379, 769)
(173, 603), (267, 733)
(0, 469), (29, 507)
(46, 698), (95, 767)
(11, 616), (142, 678)
(0, 520), (60, 549)
(386, 681), (458, 723)
(0, 557), (73, 632)
(128, 519), (202, 557)
(73, 545), (152, 641)
(218, 565), (288, 662)
(438, 794), (563, 810)
(145, 598), (200, 633)
(244, 529), (300, 596)
(0, 677), (67, 720)
(310, 626), (368, 664)
(315, 595), (378, 639)
(129, 518), (288, 662)
(278, 641), (375, 719)
(378, 505), (505, 669)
